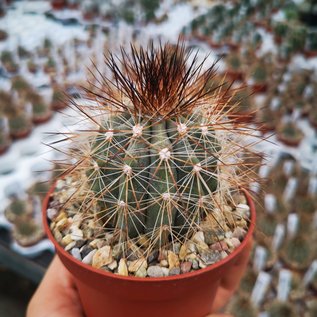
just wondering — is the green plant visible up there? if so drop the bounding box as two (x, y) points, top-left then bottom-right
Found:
(288, 26), (307, 51)
(4, 198), (33, 223)
(227, 294), (258, 317)
(0, 116), (10, 153)
(273, 22), (289, 38)
(11, 76), (31, 93)
(281, 234), (313, 270)
(226, 54), (242, 71)
(0, 29), (8, 41)
(13, 217), (44, 247)
(306, 30), (317, 51)
(9, 111), (32, 138)
(27, 91), (52, 123)
(49, 43), (261, 274)
(251, 64), (267, 84)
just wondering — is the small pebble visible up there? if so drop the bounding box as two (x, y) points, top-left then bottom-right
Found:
(56, 218), (68, 231)
(233, 227), (247, 240)
(71, 248), (82, 261)
(192, 259), (199, 270)
(210, 241), (229, 252)
(55, 211), (67, 222)
(147, 266), (165, 278)
(108, 260), (118, 271)
(53, 228), (63, 243)
(61, 234), (73, 246)
(230, 237), (241, 248)
(172, 243), (181, 254)
(169, 267), (181, 276)
(70, 227), (84, 241)
(196, 241), (209, 254)
(198, 259), (207, 269)
(112, 244), (123, 260)
(162, 268), (170, 277)
(191, 231), (205, 244)
(89, 239), (102, 249)
(82, 249), (97, 265)
(92, 246), (113, 269)
(236, 204), (250, 218)
(168, 251), (180, 269)
(148, 250), (159, 263)
(135, 267), (147, 278)
(47, 208), (58, 220)
(65, 241), (76, 251)
(200, 250), (222, 265)
(160, 260), (169, 267)
(128, 258), (148, 273)
(179, 243), (188, 261)
(74, 239), (86, 249)
(181, 261), (192, 274)
(117, 258), (128, 276)
(80, 245), (94, 258)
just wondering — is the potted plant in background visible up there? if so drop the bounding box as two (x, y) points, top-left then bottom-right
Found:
(8, 109), (32, 139)
(305, 30), (317, 57)
(273, 22), (289, 45)
(1, 50), (19, 73)
(51, 86), (67, 110)
(276, 121), (304, 147)
(0, 29), (8, 41)
(249, 62), (268, 93)
(27, 91), (52, 124)
(42, 43), (264, 317)
(225, 53), (245, 81)
(0, 115), (11, 155)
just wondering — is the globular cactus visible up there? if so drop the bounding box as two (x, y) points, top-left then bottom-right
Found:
(53, 43), (260, 260)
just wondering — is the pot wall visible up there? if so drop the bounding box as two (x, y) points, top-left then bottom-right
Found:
(43, 188), (255, 317)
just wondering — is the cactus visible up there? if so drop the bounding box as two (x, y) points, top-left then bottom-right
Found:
(9, 111), (32, 139)
(27, 91), (52, 124)
(277, 121), (304, 147)
(13, 217), (45, 247)
(0, 116), (11, 154)
(50, 43), (261, 268)
(5, 198), (33, 223)
(267, 300), (296, 317)
(280, 234), (313, 270)
(0, 29), (8, 41)
(227, 294), (258, 317)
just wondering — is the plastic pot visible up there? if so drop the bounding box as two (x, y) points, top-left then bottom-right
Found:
(43, 186), (255, 317)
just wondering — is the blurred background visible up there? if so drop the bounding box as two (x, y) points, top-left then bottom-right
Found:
(0, 0), (316, 316)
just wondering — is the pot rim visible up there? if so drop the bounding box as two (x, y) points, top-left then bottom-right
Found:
(43, 184), (255, 283)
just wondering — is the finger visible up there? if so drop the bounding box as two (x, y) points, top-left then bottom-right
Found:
(27, 256), (84, 317)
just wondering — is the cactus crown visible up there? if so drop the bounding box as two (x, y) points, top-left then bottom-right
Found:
(53, 42), (260, 259)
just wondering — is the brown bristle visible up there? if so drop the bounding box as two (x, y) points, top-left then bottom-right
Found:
(84, 41), (225, 119)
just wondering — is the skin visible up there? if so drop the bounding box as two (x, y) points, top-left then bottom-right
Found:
(27, 239), (252, 317)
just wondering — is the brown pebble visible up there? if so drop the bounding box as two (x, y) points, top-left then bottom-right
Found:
(181, 261), (192, 274)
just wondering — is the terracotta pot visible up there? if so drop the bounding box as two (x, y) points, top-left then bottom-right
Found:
(277, 134), (302, 147)
(43, 187), (255, 317)
(252, 83), (267, 94)
(304, 50), (317, 58)
(51, 0), (66, 10)
(32, 112), (53, 125)
(10, 127), (32, 140)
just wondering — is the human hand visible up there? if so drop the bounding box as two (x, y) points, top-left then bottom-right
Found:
(27, 256), (84, 317)
(27, 239), (252, 317)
